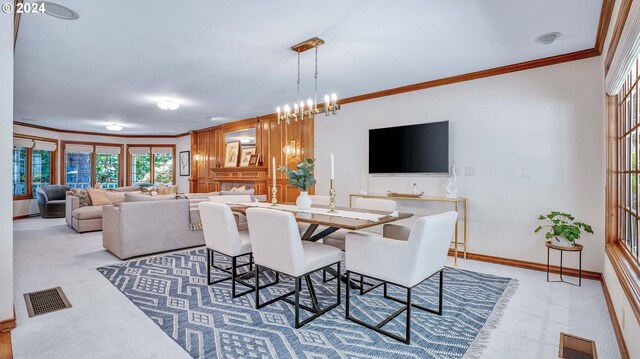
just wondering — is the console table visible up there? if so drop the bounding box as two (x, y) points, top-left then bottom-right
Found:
(349, 194), (468, 266)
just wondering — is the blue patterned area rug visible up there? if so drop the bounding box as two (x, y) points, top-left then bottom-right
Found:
(98, 248), (517, 359)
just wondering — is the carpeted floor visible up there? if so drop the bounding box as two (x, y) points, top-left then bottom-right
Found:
(99, 249), (517, 359)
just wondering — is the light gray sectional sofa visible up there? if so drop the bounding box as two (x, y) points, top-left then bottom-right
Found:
(102, 198), (204, 259)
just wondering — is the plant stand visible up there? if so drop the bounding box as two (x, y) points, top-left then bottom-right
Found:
(546, 241), (583, 286)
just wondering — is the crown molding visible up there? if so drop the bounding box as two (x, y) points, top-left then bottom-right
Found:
(13, 121), (189, 138)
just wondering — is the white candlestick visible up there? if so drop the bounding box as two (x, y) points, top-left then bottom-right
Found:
(331, 153), (335, 180)
(272, 157), (276, 188)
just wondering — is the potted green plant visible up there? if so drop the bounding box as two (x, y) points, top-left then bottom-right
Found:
(534, 211), (593, 247)
(279, 158), (316, 210)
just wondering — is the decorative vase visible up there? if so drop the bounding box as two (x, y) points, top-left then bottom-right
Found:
(446, 166), (458, 199)
(553, 236), (575, 247)
(296, 191), (312, 210)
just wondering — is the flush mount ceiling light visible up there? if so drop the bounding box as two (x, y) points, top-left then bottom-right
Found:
(535, 32), (561, 45)
(276, 37), (340, 125)
(157, 99), (180, 111)
(36, 1), (79, 20)
(105, 124), (123, 131)
(208, 116), (219, 121)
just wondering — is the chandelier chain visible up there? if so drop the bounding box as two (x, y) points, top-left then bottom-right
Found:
(314, 46), (319, 108)
(296, 52), (301, 105)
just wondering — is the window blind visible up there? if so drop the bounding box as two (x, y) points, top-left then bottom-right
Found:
(65, 144), (94, 153)
(128, 147), (150, 154)
(151, 147), (173, 155)
(606, 2), (640, 95)
(33, 140), (57, 152)
(95, 146), (121, 155)
(13, 138), (34, 148)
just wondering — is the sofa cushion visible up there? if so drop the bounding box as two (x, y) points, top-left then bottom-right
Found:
(87, 188), (112, 206)
(105, 191), (128, 204)
(109, 185), (142, 192)
(158, 184), (179, 195)
(72, 206), (103, 220)
(70, 188), (92, 207)
(125, 193), (177, 202)
(45, 199), (66, 207)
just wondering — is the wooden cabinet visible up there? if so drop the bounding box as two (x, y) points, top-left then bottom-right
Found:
(189, 114), (314, 202)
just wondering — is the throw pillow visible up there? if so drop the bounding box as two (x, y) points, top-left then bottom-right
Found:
(70, 188), (92, 207)
(158, 184), (179, 195)
(87, 188), (112, 206)
(230, 186), (246, 192)
(111, 185), (142, 192)
(141, 186), (158, 194)
(105, 191), (126, 204)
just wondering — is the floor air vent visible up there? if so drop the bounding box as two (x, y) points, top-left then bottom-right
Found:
(24, 287), (72, 318)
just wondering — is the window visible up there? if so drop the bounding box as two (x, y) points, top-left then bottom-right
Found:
(12, 137), (57, 199)
(12, 146), (27, 196)
(130, 152), (151, 185)
(32, 150), (52, 193)
(95, 146), (121, 189)
(62, 143), (123, 189)
(153, 150), (174, 184)
(618, 57), (640, 265)
(65, 151), (92, 189)
(128, 146), (175, 186)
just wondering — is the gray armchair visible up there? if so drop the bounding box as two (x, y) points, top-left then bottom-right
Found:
(36, 185), (70, 218)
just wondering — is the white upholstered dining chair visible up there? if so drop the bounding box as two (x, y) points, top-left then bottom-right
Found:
(208, 194), (252, 231)
(322, 197), (397, 250)
(344, 211), (458, 343)
(246, 207), (343, 328)
(198, 202), (255, 298)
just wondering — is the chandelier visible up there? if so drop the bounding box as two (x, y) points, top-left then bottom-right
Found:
(276, 37), (340, 125)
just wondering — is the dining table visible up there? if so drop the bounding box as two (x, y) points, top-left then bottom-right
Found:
(229, 203), (413, 294)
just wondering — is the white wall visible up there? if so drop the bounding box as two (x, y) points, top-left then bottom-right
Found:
(12, 124), (190, 217)
(315, 57), (605, 272)
(176, 134), (192, 191)
(603, 259), (640, 356)
(1, 12), (15, 321)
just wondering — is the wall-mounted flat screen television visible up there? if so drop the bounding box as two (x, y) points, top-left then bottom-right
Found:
(369, 121), (449, 174)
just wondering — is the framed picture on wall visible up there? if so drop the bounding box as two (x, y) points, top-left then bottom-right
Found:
(239, 147), (257, 167)
(248, 154), (259, 166)
(179, 151), (190, 176)
(224, 141), (241, 167)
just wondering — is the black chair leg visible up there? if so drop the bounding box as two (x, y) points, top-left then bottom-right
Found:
(438, 270), (443, 315)
(231, 256), (237, 297)
(345, 271), (351, 319)
(254, 264), (260, 309)
(207, 248), (211, 285)
(336, 262), (341, 305)
(405, 287), (412, 344)
(294, 276), (301, 328)
(345, 270), (444, 344)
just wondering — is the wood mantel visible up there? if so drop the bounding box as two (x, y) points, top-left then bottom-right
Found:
(209, 166), (268, 193)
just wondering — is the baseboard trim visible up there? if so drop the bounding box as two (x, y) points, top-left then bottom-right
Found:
(601, 277), (630, 359)
(0, 332), (12, 359)
(0, 311), (15, 333)
(0, 309), (16, 359)
(448, 249), (601, 280)
(12, 215), (29, 221)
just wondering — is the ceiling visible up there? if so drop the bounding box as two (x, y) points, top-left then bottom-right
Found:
(14, 0), (604, 135)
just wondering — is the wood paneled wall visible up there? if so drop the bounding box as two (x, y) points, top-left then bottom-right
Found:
(189, 114), (314, 202)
